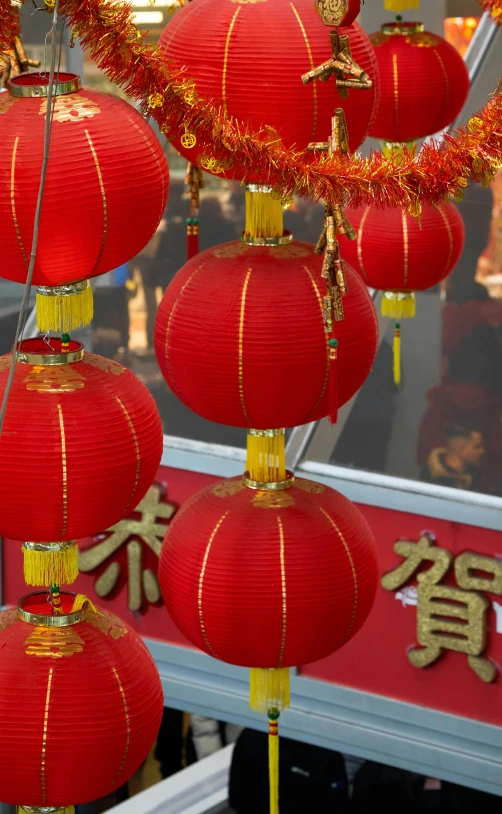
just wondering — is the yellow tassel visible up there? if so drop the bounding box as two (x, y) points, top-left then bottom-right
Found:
(71, 594), (98, 614)
(250, 668), (290, 714)
(22, 542), (78, 587)
(268, 712), (280, 814)
(384, 0), (419, 9)
(244, 188), (283, 240)
(17, 808), (75, 814)
(381, 291), (416, 320)
(246, 429), (286, 483)
(36, 280), (93, 333)
(393, 323), (401, 386)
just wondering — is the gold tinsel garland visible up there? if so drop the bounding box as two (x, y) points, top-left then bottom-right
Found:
(479, 0), (502, 23)
(0, 0), (501, 211)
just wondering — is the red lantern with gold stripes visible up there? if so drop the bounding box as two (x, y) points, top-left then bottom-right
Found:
(154, 239), (378, 429)
(368, 22), (470, 144)
(0, 592), (163, 812)
(0, 72), (169, 333)
(339, 201), (465, 315)
(0, 337), (163, 586)
(160, 0), (378, 178)
(159, 474), (378, 670)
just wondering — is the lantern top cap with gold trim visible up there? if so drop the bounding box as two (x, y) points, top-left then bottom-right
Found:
(17, 591), (90, 627)
(8, 71), (81, 98)
(15, 337), (84, 366)
(381, 21), (425, 35)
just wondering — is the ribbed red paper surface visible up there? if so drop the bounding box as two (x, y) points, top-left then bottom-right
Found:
(161, 6), (379, 179)
(339, 201), (465, 292)
(0, 84), (169, 286)
(159, 476), (378, 667)
(154, 240), (378, 428)
(369, 24), (470, 142)
(0, 603), (163, 806)
(0, 350), (163, 540)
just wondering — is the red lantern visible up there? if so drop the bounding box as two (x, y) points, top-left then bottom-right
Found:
(160, 3), (379, 176)
(159, 474), (378, 668)
(154, 239), (378, 429)
(0, 72), (169, 331)
(339, 202), (465, 308)
(0, 592), (163, 810)
(368, 22), (470, 143)
(0, 338), (163, 583)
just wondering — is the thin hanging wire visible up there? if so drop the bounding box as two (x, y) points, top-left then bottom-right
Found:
(0, 0), (63, 439)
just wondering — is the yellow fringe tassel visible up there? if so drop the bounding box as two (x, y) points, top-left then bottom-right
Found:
(247, 429), (286, 483)
(381, 291), (416, 320)
(393, 324), (401, 386)
(36, 281), (93, 333)
(384, 0), (419, 10)
(268, 713), (280, 814)
(250, 668), (290, 714)
(71, 594), (98, 614)
(244, 189), (283, 239)
(23, 542), (79, 587)
(17, 808), (75, 814)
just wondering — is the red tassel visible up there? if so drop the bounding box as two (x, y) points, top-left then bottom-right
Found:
(187, 218), (199, 260)
(328, 337), (339, 424)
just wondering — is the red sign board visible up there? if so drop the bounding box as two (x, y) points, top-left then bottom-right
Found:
(3, 466), (501, 727)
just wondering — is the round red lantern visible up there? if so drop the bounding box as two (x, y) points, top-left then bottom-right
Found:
(368, 22), (469, 143)
(0, 592), (163, 810)
(0, 72), (169, 332)
(160, 2), (379, 177)
(0, 338), (163, 583)
(339, 201), (465, 314)
(159, 474), (378, 668)
(154, 239), (378, 429)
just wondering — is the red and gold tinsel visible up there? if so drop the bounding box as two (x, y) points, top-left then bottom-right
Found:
(0, 0), (500, 211)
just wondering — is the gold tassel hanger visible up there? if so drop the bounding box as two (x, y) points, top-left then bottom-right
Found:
(381, 291), (416, 320)
(244, 186), (284, 241)
(246, 429), (286, 484)
(36, 280), (93, 333)
(22, 541), (79, 587)
(249, 669), (291, 814)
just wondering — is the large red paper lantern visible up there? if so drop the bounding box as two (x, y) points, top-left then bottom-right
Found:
(0, 338), (163, 543)
(160, 3), (379, 177)
(339, 201), (465, 305)
(154, 239), (378, 429)
(0, 72), (169, 330)
(368, 22), (470, 143)
(0, 592), (163, 809)
(159, 474), (378, 668)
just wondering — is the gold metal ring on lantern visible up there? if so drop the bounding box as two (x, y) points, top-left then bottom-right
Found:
(246, 184), (274, 194)
(16, 344), (84, 366)
(19, 807), (72, 813)
(8, 71), (81, 98)
(37, 279), (90, 298)
(381, 22), (425, 36)
(17, 591), (87, 628)
(241, 231), (293, 247)
(243, 471), (295, 491)
(249, 428), (285, 438)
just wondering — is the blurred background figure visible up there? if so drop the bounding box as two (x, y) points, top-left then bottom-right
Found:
(420, 421), (485, 490)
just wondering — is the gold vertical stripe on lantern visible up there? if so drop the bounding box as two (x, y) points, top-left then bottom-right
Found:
(246, 429), (286, 483)
(290, 2), (317, 141)
(10, 136), (28, 269)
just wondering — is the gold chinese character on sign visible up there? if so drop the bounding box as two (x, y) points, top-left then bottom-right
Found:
(79, 483), (178, 613)
(40, 95), (100, 123)
(25, 626), (84, 658)
(382, 535), (502, 683)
